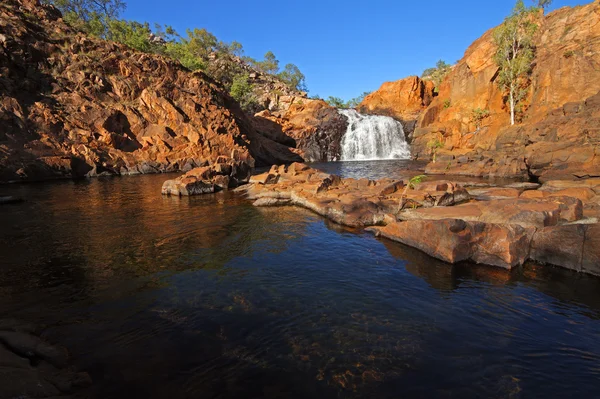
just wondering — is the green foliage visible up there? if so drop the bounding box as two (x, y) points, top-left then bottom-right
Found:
(422, 60), (452, 92)
(345, 91), (371, 108)
(443, 99), (451, 109)
(408, 175), (426, 189)
(536, 0), (552, 10)
(230, 74), (257, 112)
(45, 0), (309, 106)
(255, 51), (279, 74)
(325, 96), (346, 108)
(47, 0), (125, 38)
(427, 138), (443, 163)
(324, 92), (371, 109)
(397, 175), (427, 213)
(563, 50), (575, 59)
(493, 0), (537, 125)
(470, 108), (491, 128)
(278, 63), (307, 92)
(106, 19), (155, 53)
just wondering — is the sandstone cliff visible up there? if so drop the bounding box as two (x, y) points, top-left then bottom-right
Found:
(358, 76), (435, 137)
(362, 2), (600, 181)
(0, 0), (301, 183)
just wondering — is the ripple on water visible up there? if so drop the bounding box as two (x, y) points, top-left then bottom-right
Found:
(1, 173), (600, 398)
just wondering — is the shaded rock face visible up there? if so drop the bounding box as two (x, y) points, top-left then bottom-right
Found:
(252, 99), (348, 162)
(0, 0), (300, 183)
(357, 76), (435, 139)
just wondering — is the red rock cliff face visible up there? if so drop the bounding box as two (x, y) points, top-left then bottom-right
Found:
(357, 76), (435, 135)
(412, 2), (600, 181)
(0, 0), (300, 183)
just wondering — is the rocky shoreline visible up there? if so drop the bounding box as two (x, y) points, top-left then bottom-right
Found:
(162, 163), (600, 276)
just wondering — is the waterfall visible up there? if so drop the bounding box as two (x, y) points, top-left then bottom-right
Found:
(339, 109), (411, 161)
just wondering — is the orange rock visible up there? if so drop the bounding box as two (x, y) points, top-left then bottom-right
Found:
(357, 76), (435, 133)
(371, 219), (534, 269)
(549, 188), (597, 202)
(0, 0), (301, 183)
(520, 190), (550, 199)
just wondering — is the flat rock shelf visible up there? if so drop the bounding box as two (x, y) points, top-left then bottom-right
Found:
(227, 163), (600, 274)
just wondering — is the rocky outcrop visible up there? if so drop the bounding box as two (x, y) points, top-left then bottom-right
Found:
(161, 156), (252, 195)
(0, 0), (300, 183)
(237, 164), (600, 274)
(0, 318), (91, 398)
(357, 76), (435, 138)
(409, 2), (600, 180)
(206, 53), (308, 113)
(252, 99), (348, 162)
(238, 163), (470, 227)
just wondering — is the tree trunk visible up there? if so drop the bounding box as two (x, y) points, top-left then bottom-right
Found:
(509, 86), (515, 125)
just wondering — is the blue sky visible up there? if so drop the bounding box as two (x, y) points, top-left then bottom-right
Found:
(123, 0), (586, 100)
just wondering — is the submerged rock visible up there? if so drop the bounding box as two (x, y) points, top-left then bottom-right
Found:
(0, 319), (91, 398)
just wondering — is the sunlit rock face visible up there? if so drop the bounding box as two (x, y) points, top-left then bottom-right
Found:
(0, 0), (301, 183)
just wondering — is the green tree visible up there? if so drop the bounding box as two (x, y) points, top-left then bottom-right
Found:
(278, 63), (307, 92)
(47, 0), (125, 37)
(494, 0), (537, 125)
(325, 96), (346, 108)
(536, 0), (552, 10)
(106, 19), (156, 53)
(421, 60), (452, 92)
(256, 51), (279, 74)
(345, 91), (371, 108)
(230, 74), (257, 112)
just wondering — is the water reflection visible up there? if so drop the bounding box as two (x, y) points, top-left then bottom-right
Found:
(1, 174), (600, 398)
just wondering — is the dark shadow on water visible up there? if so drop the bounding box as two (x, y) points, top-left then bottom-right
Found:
(2, 174), (600, 398)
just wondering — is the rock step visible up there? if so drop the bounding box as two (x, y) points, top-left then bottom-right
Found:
(242, 163), (600, 276)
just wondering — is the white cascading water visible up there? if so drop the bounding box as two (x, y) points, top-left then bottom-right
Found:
(338, 109), (411, 161)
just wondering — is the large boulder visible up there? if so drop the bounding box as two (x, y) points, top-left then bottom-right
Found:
(161, 157), (251, 196)
(369, 219), (534, 269)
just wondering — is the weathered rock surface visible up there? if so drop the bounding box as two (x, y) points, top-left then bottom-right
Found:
(161, 156), (251, 195)
(239, 164), (470, 227)
(370, 219), (534, 269)
(241, 164), (600, 275)
(0, 0), (300, 183)
(205, 52), (308, 114)
(253, 99), (348, 162)
(360, 3), (600, 181)
(358, 76), (436, 138)
(0, 319), (91, 398)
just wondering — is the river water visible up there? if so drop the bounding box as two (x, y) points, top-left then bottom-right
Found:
(1, 168), (600, 398)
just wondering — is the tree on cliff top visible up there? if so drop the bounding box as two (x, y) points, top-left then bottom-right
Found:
(421, 60), (452, 93)
(536, 0), (552, 10)
(278, 63), (307, 92)
(493, 0), (537, 125)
